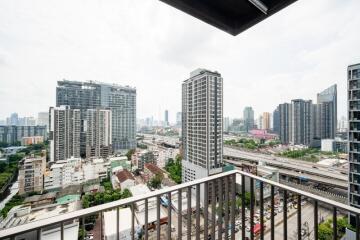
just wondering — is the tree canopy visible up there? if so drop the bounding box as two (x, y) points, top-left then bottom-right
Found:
(165, 155), (182, 184)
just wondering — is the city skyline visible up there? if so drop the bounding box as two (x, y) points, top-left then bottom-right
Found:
(1, 1), (360, 121)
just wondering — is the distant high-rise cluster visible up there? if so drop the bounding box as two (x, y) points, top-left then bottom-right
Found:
(0, 112), (39, 127)
(273, 85), (337, 146)
(0, 125), (47, 145)
(182, 69), (223, 183)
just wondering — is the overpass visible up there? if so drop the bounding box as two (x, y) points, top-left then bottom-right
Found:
(224, 147), (348, 189)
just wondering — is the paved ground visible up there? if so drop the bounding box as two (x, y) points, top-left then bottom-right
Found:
(263, 203), (332, 240)
(87, 199), (334, 240)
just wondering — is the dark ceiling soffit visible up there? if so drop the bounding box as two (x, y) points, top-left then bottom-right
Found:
(159, 0), (298, 36)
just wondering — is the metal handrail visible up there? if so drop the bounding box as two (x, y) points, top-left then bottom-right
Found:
(0, 170), (237, 238)
(0, 169), (359, 239)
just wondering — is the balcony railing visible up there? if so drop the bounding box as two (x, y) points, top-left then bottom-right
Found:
(0, 169), (360, 240)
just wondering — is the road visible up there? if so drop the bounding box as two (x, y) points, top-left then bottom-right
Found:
(263, 203), (332, 240)
(0, 180), (18, 211)
(224, 147), (348, 188)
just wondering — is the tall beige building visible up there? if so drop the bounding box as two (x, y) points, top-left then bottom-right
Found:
(262, 112), (271, 130)
(18, 153), (46, 195)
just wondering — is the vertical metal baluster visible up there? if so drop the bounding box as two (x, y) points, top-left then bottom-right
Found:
(61, 222), (64, 240)
(187, 186), (192, 240)
(241, 175), (246, 240)
(218, 178), (223, 240)
(224, 176), (229, 240)
(157, 196), (161, 240)
(117, 208), (120, 240)
(250, 178), (254, 240)
(231, 174), (236, 240)
(167, 192), (172, 240)
(145, 199), (149, 240)
(297, 195), (301, 240)
(82, 216), (85, 240)
(178, 189), (182, 240)
(37, 228), (41, 240)
(196, 184), (200, 240)
(211, 180), (216, 240)
(260, 181), (264, 240)
(333, 207), (337, 240)
(314, 200), (318, 240)
(356, 214), (359, 240)
(356, 214), (360, 240)
(100, 211), (103, 240)
(271, 186), (275, 240)
(283, 190), (287, 240)
(131, 204), (135, 240)
(204, 182), (209, 240)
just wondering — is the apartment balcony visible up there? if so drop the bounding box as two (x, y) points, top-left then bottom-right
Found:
(0, 170), (360, 240)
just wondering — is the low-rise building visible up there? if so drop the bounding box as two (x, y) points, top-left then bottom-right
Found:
(109, 156), (132, 174)
(23, 192), (57, 207)
(321, 138), (348, 153)
(21, 136), (44, 146)
(129, 184), (167, 228)
(154, 146), (179, 168)
(114, 170), (136, 190)
(44, 157), (83, 191)
(44, 157), (109, 191)
(143, 163), (164, 182)
(103, 208), (139, 240)
(132, 150), (155, 171)
(18, 154), (46, 195)
(0, 200), (81, 240)
(83, 158), (108, 181)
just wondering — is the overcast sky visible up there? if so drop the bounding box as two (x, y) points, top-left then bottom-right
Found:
(0, 0), (359, 123)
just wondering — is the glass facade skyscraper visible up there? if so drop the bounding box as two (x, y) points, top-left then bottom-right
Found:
(316, 84), (337, 139)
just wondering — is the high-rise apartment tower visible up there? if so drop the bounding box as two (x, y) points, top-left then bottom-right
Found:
(56, 80), (136, 152)
(182, 69), (223, 182)
(348, 63), (360, 225)
(49, 106), (81, 162)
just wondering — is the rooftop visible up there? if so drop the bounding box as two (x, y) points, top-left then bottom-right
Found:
(144, 163), (163, 176)
(116, 169), (135, 183)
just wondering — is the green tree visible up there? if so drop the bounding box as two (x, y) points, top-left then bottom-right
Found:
(122, 189), (132, 199)
(318, 222), (332, 240)
(149, 174), (163, 189)
(82, 197), (90, 208)
(165, 155), (182, 184)
(8, 153), (24, 163)
(78, 228), (86, 240)
(1, 195), (24, 218)
(318, 216), (350, 240)
(126, 149), (135, 160)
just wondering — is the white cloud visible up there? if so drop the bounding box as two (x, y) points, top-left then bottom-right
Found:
(0, 0), (359, 122)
